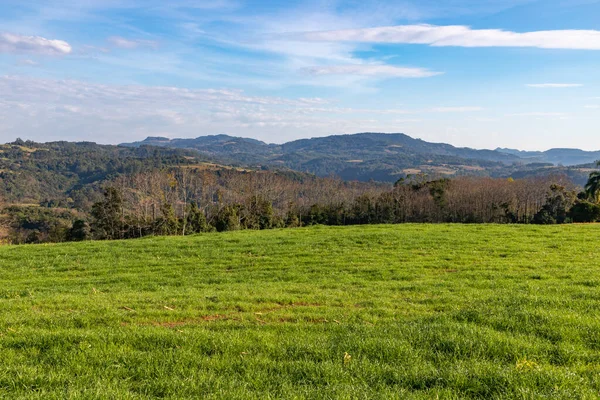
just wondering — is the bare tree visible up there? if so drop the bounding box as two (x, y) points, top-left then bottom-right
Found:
(175, 167), (194, 235)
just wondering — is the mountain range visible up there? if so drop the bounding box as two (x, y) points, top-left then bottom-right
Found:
(121, 133), (599, 183)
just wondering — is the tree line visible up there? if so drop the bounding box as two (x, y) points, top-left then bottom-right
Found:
(3, 164), (599, 244)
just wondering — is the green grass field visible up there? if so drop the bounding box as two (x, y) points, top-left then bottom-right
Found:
(1, 224), (600, 399)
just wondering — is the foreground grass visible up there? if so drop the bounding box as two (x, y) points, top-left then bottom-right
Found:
(1, 224), (600, 399)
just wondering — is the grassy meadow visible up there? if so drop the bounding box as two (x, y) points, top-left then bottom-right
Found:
(1, 224), (600, 399)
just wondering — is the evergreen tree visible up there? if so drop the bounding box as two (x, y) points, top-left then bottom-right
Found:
(68, 220), (90, 241)
(91, 187), (125, 240)
(186, 202), (211, 234)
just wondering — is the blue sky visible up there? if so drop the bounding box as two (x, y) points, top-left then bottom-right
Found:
(0, 0), (599, 150)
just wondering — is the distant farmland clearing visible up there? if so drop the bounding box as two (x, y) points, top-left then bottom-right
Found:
(1, 224), (600, 398)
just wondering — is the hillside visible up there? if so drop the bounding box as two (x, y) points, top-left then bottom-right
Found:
(123, 133), (520, 164)
(0, 139), (209, 207)
(122, 133), (522, 182)
(122, 133), (599, 183)
(133, 135), (278, 164)
(2, 224), (600, 398)
(0, 137), (593, 224)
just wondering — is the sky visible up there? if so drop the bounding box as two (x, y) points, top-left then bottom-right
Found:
(0, 0), (599, 150)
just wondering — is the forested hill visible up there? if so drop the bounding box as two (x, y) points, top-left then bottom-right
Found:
(122, 132), (599, 183)
(0, 137), (597, 245)
(282, 133), (517, 163)
(0, 137), (594, 210)
(124, 132), (518, 163)
(122, 132), (521, 182)
(0, 139), (208, 207)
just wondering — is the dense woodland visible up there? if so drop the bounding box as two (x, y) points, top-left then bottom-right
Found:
(1, 140), (600, 244)
(3, 167), (600, 244)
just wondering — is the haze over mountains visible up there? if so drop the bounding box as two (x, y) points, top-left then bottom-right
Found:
(121, 133), (599, 183)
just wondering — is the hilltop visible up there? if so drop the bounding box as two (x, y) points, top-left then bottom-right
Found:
(0, 139), (210, 207)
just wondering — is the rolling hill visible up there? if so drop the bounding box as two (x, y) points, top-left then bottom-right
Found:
(0, 139), (209, 206)
(122, 133), (520, 182)
(122, 133), (599, 183)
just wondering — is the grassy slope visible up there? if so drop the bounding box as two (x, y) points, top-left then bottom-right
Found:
(1, 225), (600, 399)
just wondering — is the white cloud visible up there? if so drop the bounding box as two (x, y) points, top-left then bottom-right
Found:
(0, 76), (488, 144)
(178, 0), (239, 10)
(16, 59), (39, 66)
(289, 106), (482, 115)
(302, 65), (442, 78)
(508, 112), (567, 117)
(0, 32), (71, 55)
(186, 3), (414, 89)
(0, 76), (348, 142)
(429, 107), (483, 113)
(301, 24), (600, 50)
(527, 83), (583, 88)
(584, 105), (600, 109)
(108, 36), (158, 49)
(393, 119), (422, 123)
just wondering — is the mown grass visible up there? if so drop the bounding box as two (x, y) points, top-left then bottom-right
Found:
(1, 224), (600, 399)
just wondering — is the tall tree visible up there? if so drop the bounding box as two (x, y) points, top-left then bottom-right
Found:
(585, 162), (600, 202)
(91, 187), (125, 240)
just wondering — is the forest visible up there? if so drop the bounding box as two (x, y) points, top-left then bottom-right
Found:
(3, 167), (600, 244)
(1, 139), (600, 244)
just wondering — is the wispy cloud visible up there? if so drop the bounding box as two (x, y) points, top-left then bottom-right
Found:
(0, 32), (71, 55)
(187, 2), (444, 88)
(301, 24), (600, 50)
(0, 76), (354, 143)
(526, 83), (583, 88)
(108, 36), (158, 49)
(508, 112), (568, 117)
(180, 0), (239, 10)
(429, 107), (483, 113)
(16, 59), (40, 66)
(584, 105), (600, 109)
(288, 106), (481, 115)
(302, 65), (442, 78)
(0, 76), (486, 144)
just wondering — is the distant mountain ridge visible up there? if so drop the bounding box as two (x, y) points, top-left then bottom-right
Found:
(496, 148), (600, 166)
(126, 132), (518, 161)
(121, 133), (599, 183)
